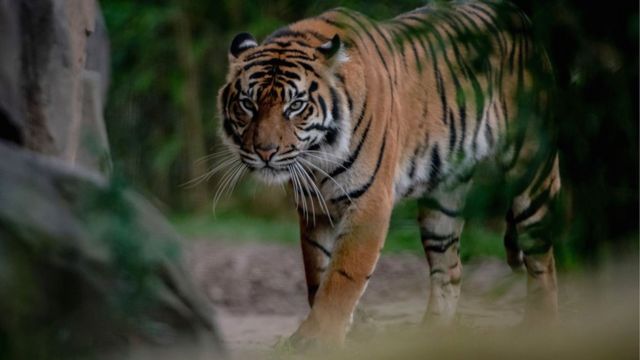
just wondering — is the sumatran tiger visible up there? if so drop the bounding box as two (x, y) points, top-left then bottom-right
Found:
(216, 0), (561, 347)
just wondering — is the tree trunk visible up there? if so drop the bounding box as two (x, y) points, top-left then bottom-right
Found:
(174, 7), (209, 210)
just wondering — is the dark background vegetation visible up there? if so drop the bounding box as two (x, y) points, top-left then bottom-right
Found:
(101, 0), (638, 266)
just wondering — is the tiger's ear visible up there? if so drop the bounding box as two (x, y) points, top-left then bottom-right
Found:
(318, 34), (348, 66)
(230, 32), (257, 58)
(318, 34), (342, 59)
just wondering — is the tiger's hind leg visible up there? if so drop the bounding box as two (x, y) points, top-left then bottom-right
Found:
(504, 153), (561, 322)
(418, 184), (470, 325)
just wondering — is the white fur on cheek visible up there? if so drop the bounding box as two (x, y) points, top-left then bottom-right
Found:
(335, 48), (350, 64)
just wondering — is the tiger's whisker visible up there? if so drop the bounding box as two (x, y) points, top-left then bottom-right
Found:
(182, 155), (237, 188)
(303, 150), (348, 161)
(288, 165), (303, 220)
(298, 157), (354, 206)
(225, 164), (247, 201)
(301, 152), (349, 170)
(296, 161), (334, 227)
(292, 165), (308, 223)
(194, 149), (234, 165)
(295, 163), (317, 226)
(212, 162), (244, 214)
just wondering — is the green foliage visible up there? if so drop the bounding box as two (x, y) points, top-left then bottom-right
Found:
(102, 0), (638, 264)
(173, 200), (505, 260)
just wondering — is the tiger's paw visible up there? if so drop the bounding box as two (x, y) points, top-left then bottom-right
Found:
(272, 333), (319, 356)
(286, 315), (347, 353)
(287, 330), (323, 353)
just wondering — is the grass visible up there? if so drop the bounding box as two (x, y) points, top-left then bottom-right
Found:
(171, 200), (506, 260)
(172, 210), (299, 244)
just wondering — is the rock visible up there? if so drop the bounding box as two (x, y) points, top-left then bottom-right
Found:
(0, 0), (111, 174)
(0, 142), (225, 359)
(0, 0), (23, 145)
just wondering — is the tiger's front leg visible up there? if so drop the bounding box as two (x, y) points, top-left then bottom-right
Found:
(299, 214), (337, 306)
(292, 191), (393, 346)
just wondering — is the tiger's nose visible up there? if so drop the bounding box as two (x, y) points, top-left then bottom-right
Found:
(255, 144), (279, 162)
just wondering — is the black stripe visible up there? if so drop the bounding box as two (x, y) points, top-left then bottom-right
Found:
(337, 269), (355, 281)
(277, 153), (298, 162)
(420, 229), (454, 241)
(280, 147), (298, 156)
(243, 58), (299, 71)
(419, 197), (462, 218)
(305, 30), (330, 42)
(318, 16), (348, 30)
(309, 81), (318, 94)
(352, 98), (368, 133)
(398, 18), (430, 71)
(223, 118), (241, 145)
(432, 17), (484, 142)
(461, 7), (506, 56)
(513, 187), (551, 224)
(448, 109), (457, 154)
(220, 83), (231, 104)
(392, 21), (423, 73)
(530, 154), (557, 193)
(407, 146), (420, 180)
(281, 71), (301, 80)
(325, 118), (372, 180)
(484, 112), (495, 147)
(500, 95), (509, 136)
(432, 14), (485, 154)
(430, 268), (446, 276)
(318, 95), (327, 120)
(336, 10), (392, 83)
(305, 238), (332, 257)
(249, 71), (269, 80)
(303, 124), (332, 132)
(522, 239), (552, 256)
(265, 28), (305, 41)
(424, 237), (459, 253)
(331, 129), (387, 203)
(245, 48), (313, 61)
(458, 104), (467, 154)
(324, 126), (339, 145)
(436, 68), (448, 125)
(297, 61), (322, 78)
(403, 18), (456, 127)
(427, 145), (441, 191)
(329, 87), (342, 123)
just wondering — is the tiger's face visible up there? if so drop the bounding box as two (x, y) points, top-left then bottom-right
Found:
(217, 32), (349, 184)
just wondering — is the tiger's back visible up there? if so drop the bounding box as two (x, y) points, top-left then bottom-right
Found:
(291, 1), (554, 203)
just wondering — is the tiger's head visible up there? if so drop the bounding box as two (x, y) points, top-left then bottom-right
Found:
(217, 31), (351, 184)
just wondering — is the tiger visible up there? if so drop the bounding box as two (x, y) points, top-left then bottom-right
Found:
(217, 0), (561, 347)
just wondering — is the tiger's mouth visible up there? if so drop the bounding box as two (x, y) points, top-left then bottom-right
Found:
(252, 166), (291, 184)
(238, 147), (304, 185)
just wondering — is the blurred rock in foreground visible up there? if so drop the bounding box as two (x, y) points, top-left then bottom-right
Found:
(0, 142), (225, 359)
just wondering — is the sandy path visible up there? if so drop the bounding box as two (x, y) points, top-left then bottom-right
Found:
(185, 240), (533, 356)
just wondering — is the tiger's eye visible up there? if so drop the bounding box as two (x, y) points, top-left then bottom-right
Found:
(241, 99), (255, 111)
(289, 100), (304, 111)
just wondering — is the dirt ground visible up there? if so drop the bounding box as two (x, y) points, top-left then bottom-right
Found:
(185, 239), (538, 357)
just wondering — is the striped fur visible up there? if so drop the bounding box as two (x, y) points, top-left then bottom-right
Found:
(217, 0), (561, 346)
